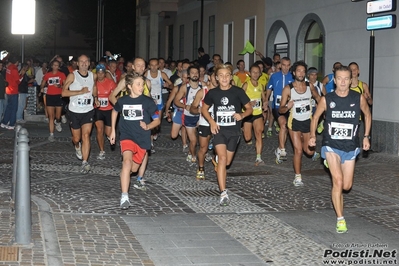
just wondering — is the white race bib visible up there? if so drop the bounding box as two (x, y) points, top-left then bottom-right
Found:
(216, 111), (235, 126)
(122, 104), (143, 121)
(275, 95), (281, 106)
(77, 96), (92, 107)
(294, 103), (311, 115)
(151, 93), (162, 105)
(252, 98), (262, 110)
(330, 122), (353, 140)
(98, 97), (108, 108)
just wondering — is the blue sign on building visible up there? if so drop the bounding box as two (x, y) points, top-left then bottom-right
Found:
(366, 14), (396, 30)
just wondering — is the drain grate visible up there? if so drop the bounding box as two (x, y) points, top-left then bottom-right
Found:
(178, 190), (220, 197)
(0, 246), (19, 262)
(227, 171), (269, 177)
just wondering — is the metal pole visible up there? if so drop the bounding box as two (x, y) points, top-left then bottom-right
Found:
(368, 14), (375, 145)
(15, 128), (31, 245)
(369, 31), (375, 114)
(11, 125), (22, 202)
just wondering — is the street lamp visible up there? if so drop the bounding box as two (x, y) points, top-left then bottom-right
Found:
(11, 0), (36, 63)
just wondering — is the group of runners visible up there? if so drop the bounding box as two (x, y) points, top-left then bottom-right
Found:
(39, 51), (371, 234)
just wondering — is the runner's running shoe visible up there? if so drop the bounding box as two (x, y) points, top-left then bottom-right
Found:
(220, 190), (230, 206)
(336, 219), (348, 234)
(120, 195), (130, 210)
(196, 170), (205, 180)
(133, 180), (146, 191)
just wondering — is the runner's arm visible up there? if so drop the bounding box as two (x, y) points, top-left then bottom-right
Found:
(165, 85), (178, 114)
(309, 96), (326, 147)
(173, 86), (186, 110)
(189, 89), (204, 115)
(360, 94), (371, 138)
(321, 75), (329, 86)
(278, 85), (292, 114)
(109, 78), (126, 105)
(109, 109), (119, 145)
(161, 72), (173, 90)
(310, 83), (321, 103)
(362, 82), (373, 105)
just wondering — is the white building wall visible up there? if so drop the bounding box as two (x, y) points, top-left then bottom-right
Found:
(265, 0), (399, 154)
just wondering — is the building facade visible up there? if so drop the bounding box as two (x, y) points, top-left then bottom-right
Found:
(136, 0), (399, 155)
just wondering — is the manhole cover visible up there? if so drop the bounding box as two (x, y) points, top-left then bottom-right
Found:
(0, 246), (19, 261)
(227, 171), (269, 177)
(178, 190), (220, 197)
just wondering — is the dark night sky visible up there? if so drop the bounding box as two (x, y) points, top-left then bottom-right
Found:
(0, 0), (136, 61)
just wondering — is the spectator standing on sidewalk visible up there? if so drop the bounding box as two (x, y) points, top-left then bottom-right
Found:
(197, 47), (210, 69)
(0, 61), (7, 120)
(16, 63), (35, 123)
(36, 62), (49, 120)
(1, 56), (22, 130)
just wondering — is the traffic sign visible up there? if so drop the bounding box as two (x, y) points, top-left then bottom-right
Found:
(367, 0), (396, 14)
(366, 14), (396, 30)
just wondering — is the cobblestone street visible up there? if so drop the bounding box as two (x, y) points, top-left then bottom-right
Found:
(0, 121), (398, 266)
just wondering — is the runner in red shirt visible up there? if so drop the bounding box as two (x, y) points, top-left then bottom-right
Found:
(41, 60), (66, 141)
(94, 64), (116, 160)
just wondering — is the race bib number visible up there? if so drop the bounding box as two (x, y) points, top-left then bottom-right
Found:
(294, 103), (311, 115)
(151, 93), (162, 105)
(48, 77), (61, 86)
(77, 97), (91, 107)
(122, 104), (143, 121)
(275, 95), (281, 106)
(98, 97), (108, 108)
(330, 122), (353, 140)
(216, 111), (235, 126)
(252, 98), (262, 110)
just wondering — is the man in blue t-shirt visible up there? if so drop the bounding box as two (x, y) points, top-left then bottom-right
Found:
(266, 57), (294, 164)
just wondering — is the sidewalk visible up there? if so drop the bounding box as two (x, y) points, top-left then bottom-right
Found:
(0, 120), (398, 265)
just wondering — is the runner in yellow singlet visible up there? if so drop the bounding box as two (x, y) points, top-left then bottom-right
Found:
(242, 64), (268, 166)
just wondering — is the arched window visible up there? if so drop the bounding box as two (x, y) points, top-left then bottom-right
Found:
(304, 22), (323, 78)
(275, 28), (288, 58)
(266, 20), (290, 59)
